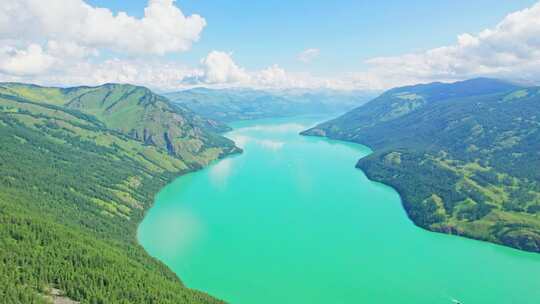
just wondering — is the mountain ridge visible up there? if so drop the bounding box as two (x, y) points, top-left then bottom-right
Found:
(0, 82), (239, 303)
(0, 82), (239, 167)
(302, 78), (540, 253)
(302, 78), (520, 141)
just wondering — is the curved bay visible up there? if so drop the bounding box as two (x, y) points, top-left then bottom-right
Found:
(138, 116), (540, 304)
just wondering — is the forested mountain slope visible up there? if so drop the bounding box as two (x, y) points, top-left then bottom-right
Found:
(302, 78), (540, 253)
(303, 78), (519, 139)
(165, 87), (374, 122)
(0, 83), (235, 167)
(0, 83), (240, 303)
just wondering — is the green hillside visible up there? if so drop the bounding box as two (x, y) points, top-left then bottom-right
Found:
(165, 87), (374, 122)
(0, 83), (240, 303)
(303, 78), (519, 139)
(0, 83), (236, 167)
(302, 78), (540, 253)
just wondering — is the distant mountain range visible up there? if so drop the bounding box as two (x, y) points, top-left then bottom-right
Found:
(302, 78), (540, 252)
(0, 82), (237, 303)
(164, 87), (377, 122)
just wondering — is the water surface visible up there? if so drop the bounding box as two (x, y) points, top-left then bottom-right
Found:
(139, 117), (540, 304)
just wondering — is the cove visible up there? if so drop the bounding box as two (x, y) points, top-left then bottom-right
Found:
(138, 116), (540, 304)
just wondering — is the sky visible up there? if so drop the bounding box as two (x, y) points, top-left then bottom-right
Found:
(1, 0), (540, 91)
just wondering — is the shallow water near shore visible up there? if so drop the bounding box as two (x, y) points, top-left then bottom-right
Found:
(138, 116), (540, 304)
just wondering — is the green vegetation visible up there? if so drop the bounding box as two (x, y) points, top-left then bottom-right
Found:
(165, 87), (375, 122)
(0, 83), (238, 164)
(0, 83), (239, 303)
(302, 78), (540, 253)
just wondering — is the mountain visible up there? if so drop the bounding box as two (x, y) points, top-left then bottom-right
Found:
(0, 83), (238, 167)
(303, 78), (519, 139)
(164, 87), (376, 122)
(302, 78), (540, 253)
(0, 83), (239, 303)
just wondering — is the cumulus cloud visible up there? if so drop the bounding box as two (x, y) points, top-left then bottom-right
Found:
(201, 0), (540, 91)
(199, 51), (250, 84)
(0, 44), (55, 76)
(359, 1), (540, 88)
(0, 0), (205, 55)
(0, 0), (207, 89)
(2, 1), (540, 91)
(193, 53), (343, 89)
(298, 48), (320, 63)
(254, 65), (290, 86)
(47, 40), (98, 59)
(193, 56), (351, 90)
(250, 64), (353, 89)
(0, 55), (200, 91)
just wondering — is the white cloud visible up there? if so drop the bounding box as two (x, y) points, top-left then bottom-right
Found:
(195, 53), (344, 90)
(0, 0), (207, 89)
(199, 51), (250, 84)
(0, 0), (205, 55)
(0, 55), (199, 91)
(298, 48), (320, 63)
(359, 1), (540, 88)
(186, 2), (540, 90)
(2, 1), (540, 91)
(0, 44), (55, 76)
(254, 65), (290, 86)
(194, 58), (351, 90)
(250, 65), (354, 89)
(47, 40), (98, 59)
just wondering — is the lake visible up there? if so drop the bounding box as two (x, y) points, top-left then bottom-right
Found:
(138, 116), (540, 304)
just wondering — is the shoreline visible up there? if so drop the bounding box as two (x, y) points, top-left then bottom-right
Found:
(301, 132), (540, 255)
(136, 116), (540, 304)
(133, 130), (244, 300)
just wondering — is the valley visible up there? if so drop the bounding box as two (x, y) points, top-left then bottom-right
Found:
(165, 87), (374, 122)
(3, 1), (540, 303)
(2, 78), (540, 303)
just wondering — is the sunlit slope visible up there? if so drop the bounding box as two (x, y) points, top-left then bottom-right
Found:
(303, 78), (540, 252)
(0, 83), (238, 167)
(0, 85), (239, 303)
(303, 78), (519, 139)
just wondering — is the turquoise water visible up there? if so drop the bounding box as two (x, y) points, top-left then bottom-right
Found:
(138, 116), (540, 303)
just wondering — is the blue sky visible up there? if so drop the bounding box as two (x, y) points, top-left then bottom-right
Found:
(2, 0), (540, 90)
(86, 0), (537, 76)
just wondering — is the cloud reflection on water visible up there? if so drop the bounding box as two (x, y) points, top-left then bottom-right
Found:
(228, 134), (285, 151)
(228, 134), (250, 148)
(146, 207), (202, 260)
(257, 139), (284, 150)
(237, 123), (306, 133)
(209, 157), (233, 186)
